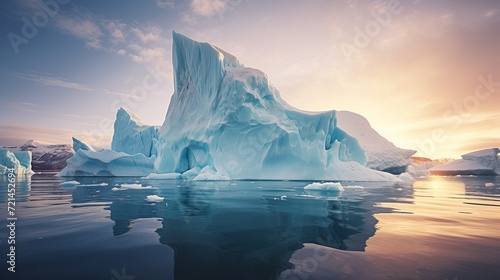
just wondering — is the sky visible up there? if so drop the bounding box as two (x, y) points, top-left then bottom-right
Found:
(0, 0), (499, 159)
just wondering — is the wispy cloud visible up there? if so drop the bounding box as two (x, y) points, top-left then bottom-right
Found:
(56, 15), (103, 50)
(10, 102), (41, 113)
(132, 25), (163, 43)
(156, 0), (175, 9)
(9, 72), (93, 91)
(190, 0), (228, 16)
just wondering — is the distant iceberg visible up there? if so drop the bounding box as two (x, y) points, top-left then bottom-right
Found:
(59, 32), (418, 181)
(430, 148), (500, 176)
(0, 148), (32, 175)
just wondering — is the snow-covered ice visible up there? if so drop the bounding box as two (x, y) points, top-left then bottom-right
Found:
(304, 182), (345, 192)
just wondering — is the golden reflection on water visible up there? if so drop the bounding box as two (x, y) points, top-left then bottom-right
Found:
(284, 177), (500, 279)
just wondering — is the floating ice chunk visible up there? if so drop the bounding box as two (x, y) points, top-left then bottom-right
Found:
(79, 182), (109, 187)
(142, 173), (182, 179)
(111, 183), (153, 191)
(304, 182), (345, 192)
(146, 195), (165, 202)
(59, 181), (81, 187)
(485, 183), (495, 187)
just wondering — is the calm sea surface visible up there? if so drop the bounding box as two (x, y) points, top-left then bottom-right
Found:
(0, 174), (499, 280)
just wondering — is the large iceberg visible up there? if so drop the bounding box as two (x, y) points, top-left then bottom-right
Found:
(60, 32), (415, 181)
(153, 32), (397, 181)
(58, 137), (155, 176)
(430, 148), (500, 176)
(111, 108), (159, 157)
(0, 148), (32, 175)
(337, 111), (416, 173)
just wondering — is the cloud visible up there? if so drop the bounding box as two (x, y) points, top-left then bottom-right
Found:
(56, 16), (103, 49)
(105, 20), (127, 42)
(156, 0), (175, 9)
(132, 26), (163, 43)
(9, 72), (93, 91)
(10, 102), (41, 113)
(190, 0), (228, 16)
(0, 124), (81, 146)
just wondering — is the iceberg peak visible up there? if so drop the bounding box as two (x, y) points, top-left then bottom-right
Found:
(111, 107), (159, 157)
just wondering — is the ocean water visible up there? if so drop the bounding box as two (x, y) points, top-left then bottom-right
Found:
(0, 174), (499, 280)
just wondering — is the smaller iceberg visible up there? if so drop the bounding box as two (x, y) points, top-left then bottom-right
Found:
(0, 148), (32, 175)
(58, 137), (155, 177)
(430, 148), (500, 176)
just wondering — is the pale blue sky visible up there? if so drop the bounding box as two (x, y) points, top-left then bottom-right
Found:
(1, 0), (499, 158)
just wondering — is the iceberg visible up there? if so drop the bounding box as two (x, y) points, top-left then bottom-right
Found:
(72, 137), (95, 152)
(153, 32), (398, 181)
(337, 111), (416, 173)
(0, 148), (32, 175)
(58, 137), (155, 177)
(60, 32), (416, 181)
(111, 107), (159, 157)
(430, 148), (500, 176)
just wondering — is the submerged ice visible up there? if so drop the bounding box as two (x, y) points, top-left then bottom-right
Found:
(59, 32), (416, 181)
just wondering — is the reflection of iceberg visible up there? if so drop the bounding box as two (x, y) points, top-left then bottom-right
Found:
(68, 180), (412, 280)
